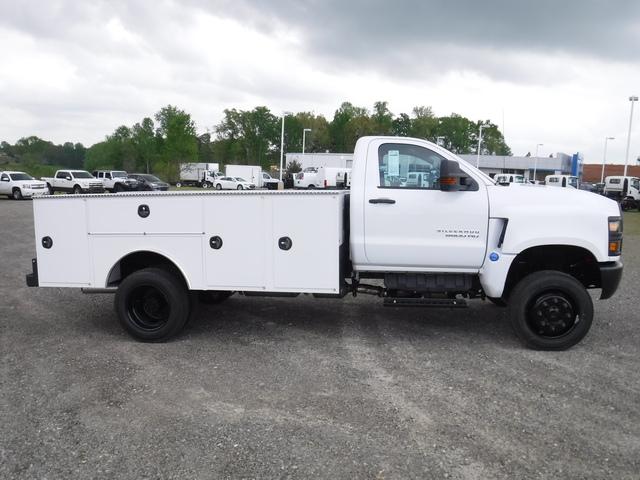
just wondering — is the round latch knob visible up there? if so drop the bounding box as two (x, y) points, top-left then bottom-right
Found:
(209, 236), (223, 249)
(138, 204), (150, 218)
(42, 236), (53, 249)
(278, 237), (292, 251)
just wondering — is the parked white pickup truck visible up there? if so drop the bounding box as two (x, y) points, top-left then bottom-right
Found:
(42, 170), (105, 194)
(26, 137), (623, 350)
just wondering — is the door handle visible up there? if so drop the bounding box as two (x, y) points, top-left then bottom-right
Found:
(369, 198), (396, 204)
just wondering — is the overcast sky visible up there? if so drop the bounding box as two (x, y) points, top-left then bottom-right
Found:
(1, 0), (640, 164)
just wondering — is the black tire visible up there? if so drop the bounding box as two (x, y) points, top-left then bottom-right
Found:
(508, 271), (593, 350)
(307, 184), (316, 189)
(114, 183), (123, 193)
(73, 185), (82, 195)
(198, 290), (234, 305)
(237, 185), (243, 190)
(175, 182), (182, 188)
(202, 181), (212, 189)
(114, 267), (190, 342)
(487, 296), (507, 307)
(12, 188), (23, 200)
(216, 183), (222, 190)
(47, 184), (54, 195)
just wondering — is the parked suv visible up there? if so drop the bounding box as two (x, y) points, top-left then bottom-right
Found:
(93, 170), (140, 192)
(0, 171), (48, 199)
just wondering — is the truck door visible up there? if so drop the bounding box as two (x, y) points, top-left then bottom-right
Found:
(363, 140), (489, 269)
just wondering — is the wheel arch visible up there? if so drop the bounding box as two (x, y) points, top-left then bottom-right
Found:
(106, 250), (191, 289)
(502, 244), (600, 299)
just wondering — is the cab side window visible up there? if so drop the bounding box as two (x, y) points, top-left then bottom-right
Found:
(1, 174), (9, 181)
(378, 143), (444, 190)
(56, 171), (68, 179)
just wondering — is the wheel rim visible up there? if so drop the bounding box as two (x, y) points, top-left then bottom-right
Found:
(216, 184), (221, 190)
(126, 285), (171, 332)
(13, 190), (20, 199)
(237, 185), (242, 190)
(526, 291), (578, 338)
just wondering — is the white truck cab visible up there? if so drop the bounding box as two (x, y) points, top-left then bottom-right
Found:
(495, 173), (525, 185)
(545, 174), (578, 188)
(604, 175), (640, 211)
(0, 171), (48, 199)
(26, 136), (623, 350)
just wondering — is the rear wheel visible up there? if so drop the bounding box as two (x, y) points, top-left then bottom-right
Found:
(307, 184), (316, 189)
(114, 183), (124, 193)
(508, 271), (593, 350)
(114, 267), (190, 342)
(216, 183), (222, 190)
(175, 182), (182, 188)
(203, 181), (212, 188)
(47, 184), (54, 195)
(12, 188), (23, 200)
(237, 185), (243, 190)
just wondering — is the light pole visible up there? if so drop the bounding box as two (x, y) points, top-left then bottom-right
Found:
(302, 128), (312, 155)
(476, 125), (487, 168)
(532, 143), (543, 182)
(600, 136), (615, 183)
(279, 112), (291, 181)
(624, 96), (638, 177)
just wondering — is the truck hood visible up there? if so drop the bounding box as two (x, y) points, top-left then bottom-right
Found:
(487, 184), (621, 262)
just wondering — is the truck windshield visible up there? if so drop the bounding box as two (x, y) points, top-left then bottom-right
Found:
(9, 173), (34, 181)
(112, 171), (127, 178)
(72, 171), (93, 179)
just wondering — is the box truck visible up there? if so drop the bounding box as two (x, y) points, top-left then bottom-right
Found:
(177, 163), (220, 188)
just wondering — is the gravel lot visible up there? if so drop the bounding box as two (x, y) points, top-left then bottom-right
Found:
(1, 198), (639, 479)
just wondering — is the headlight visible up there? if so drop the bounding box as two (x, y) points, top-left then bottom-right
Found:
(608, 216), (623, 256)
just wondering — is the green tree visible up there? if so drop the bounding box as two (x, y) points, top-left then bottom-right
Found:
(155, 105), (198, 181)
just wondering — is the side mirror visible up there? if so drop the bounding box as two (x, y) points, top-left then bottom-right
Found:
(439, 160), (471, 191)
(66, 176), (72, 181)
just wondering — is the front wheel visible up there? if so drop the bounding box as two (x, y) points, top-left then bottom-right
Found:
(114, 183), (124, 193)
(508, 271), (593, 350)
(216, 183), (222, 190)
(237, 185), (243, 190)
(175, 182), (182, 188)
(114, 267), (190, 342)
(47, 184), (54, 195)
(12, 188), (23, 200)
(202, 182), (212, 189)
(73, 185), (82, 195)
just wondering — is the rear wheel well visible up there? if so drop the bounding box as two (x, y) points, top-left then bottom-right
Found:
(107, 251), (188, 289)
(503, 245), (600, 299)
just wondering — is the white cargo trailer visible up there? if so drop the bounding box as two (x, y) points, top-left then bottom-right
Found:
(317, 166), (351, 189)
(26, 136), (623, 350)
(225, 165), (262, 188)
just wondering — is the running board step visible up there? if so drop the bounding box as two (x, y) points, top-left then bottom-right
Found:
(383, 297), (467, 308)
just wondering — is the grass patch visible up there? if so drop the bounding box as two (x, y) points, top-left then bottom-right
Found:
(1, 163), (67, 178)
(623, 211), (640, 236)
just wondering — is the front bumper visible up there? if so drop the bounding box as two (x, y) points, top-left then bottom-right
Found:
(82, 186), (106, 193)
(599, 261), (623, 299)
(21, 187), (48, 197)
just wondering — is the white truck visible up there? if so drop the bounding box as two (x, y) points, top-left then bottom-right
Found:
(294, 167), (319, 189)
(494, 173), (526, 185)
(603, 175), (640, 211)
(177, 163), (220, 188)
(42, 170), (105, 195)
(545, 175), (578, 188)
(25, 136), (623, 350)
(0, 171), (48, 199)
(225, 165), (279, 189)
(317, 166), (351, 189)
(93, 170), (140, 192)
